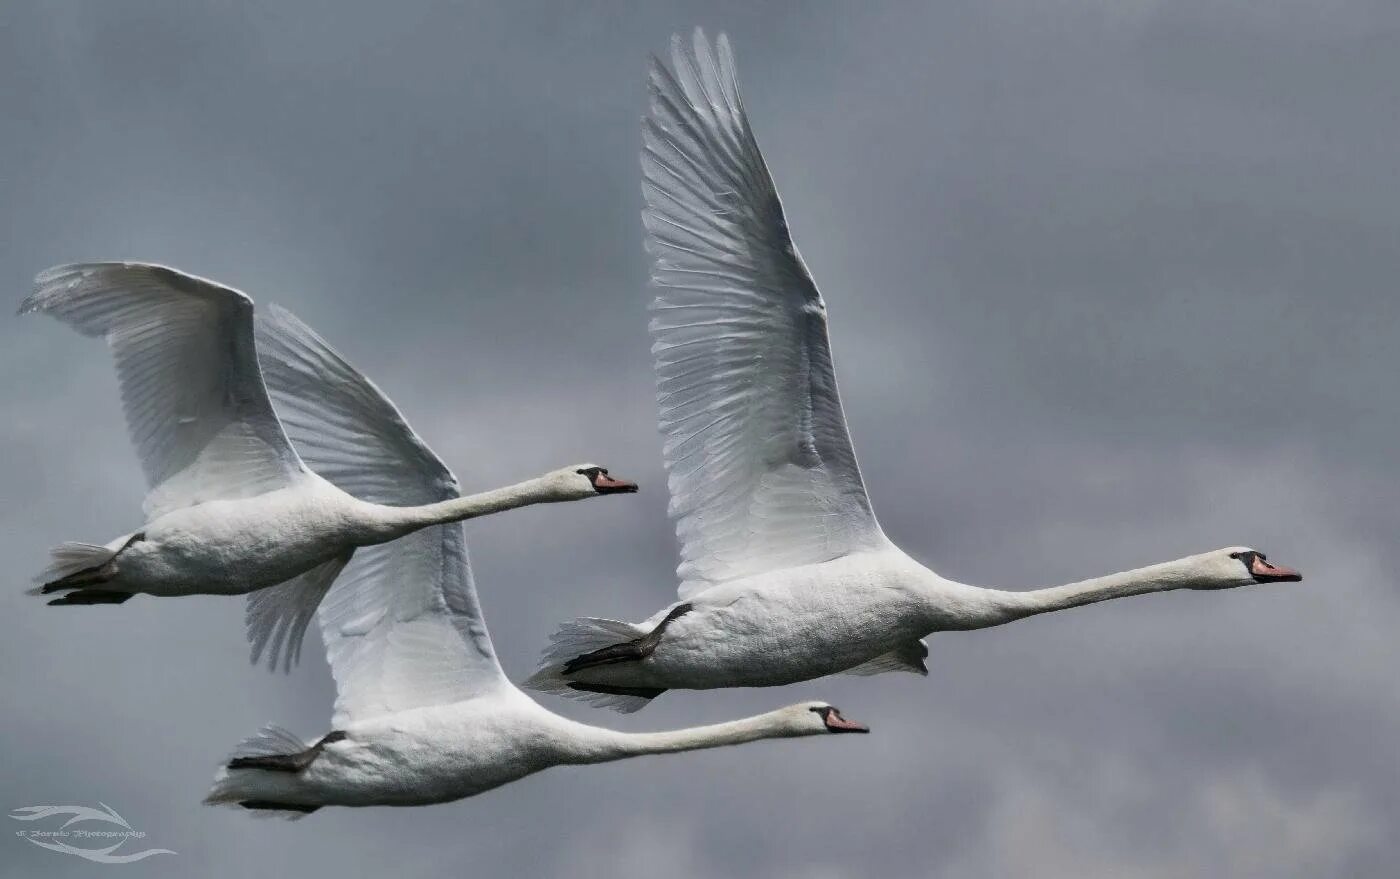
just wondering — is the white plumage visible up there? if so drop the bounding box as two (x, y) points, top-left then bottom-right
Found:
(643, 37), (886, 596)
(23, 262), (635, 669)
(205, 307), (869, 816)
(527, 30), (1303, 711)
(254, 306), (508, 722)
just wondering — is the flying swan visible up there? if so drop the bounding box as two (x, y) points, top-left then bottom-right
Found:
(21, 262), (636, 669)
(525, 31), (1303, 712)
(204, 306), (868, 817)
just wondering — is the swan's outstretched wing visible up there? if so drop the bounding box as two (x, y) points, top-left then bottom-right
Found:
(255, 306), (508, 725)
(21, 263), (306, 518)
(645, 31), (887, 600)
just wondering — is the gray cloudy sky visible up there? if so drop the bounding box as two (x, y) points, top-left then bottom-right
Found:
(3, 1), (1398, 876)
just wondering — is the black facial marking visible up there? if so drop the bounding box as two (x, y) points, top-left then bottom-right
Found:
(579, 465), (638, 495)
(1233, 549), (1299, 583)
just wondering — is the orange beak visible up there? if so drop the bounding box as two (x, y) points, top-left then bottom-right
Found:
(592, 473), (638, 494)
(1250, 555), (1301, 582)
(822, 708), (870, 734)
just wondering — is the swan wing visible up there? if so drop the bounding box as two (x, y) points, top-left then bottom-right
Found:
(254, 305), (508, 725)
(21, 263), (306, 518)
(645, 31), (886, 599)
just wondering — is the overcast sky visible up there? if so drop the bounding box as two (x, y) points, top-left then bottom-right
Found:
(3, 1), (1398, 876)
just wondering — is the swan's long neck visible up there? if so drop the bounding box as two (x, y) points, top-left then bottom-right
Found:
(366, 476), (564, 540)
(562, 711), (808, 765)
(961, 557), (1207, 629)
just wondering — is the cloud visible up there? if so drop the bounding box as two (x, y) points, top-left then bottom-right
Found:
(946, 761), (1382, 879)
(2, 1), (1396, 876)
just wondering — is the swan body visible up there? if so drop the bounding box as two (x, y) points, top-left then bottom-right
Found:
(50, 468), (611, 599)
(576, 550), (937, 691)
(204, 311), (866, 816)
(208, 693), (853, 811)
(526, 31), (1303, 711)
(90, 475), (357, 598)
(534, 546), (1293, 700)
(22, 262), (634, 667)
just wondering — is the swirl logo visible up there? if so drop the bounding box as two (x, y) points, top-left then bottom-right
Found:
(11, 803), (175, 864)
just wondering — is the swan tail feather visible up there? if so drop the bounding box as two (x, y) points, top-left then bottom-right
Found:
(226, 725), (309, 762)
(205, 725), (321, 818)
(842, 639), (930, 677)
(524, 616), (657, 712)
(31, 541), (121, 589)
(201, 772), (318, 820)
(534, 616), (649, 667)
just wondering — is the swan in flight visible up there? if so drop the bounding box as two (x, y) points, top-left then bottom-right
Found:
(525, 31), (1303, 712)
(22, 262), (636, 668)
(204, 306), (868, 817)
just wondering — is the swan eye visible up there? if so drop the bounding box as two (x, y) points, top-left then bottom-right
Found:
(1230, 550), (1258, 570)
(575, 467), (602, 478)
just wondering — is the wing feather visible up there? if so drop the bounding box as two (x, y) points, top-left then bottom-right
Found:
(254, 306), (507, 724)
(644, 31), (887, 599)
(21, 262), (305, 517)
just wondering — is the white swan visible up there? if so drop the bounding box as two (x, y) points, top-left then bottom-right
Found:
(204, 306), (868, 817)
(22, 262), (636, 668)
(524, 31), (1303, 713)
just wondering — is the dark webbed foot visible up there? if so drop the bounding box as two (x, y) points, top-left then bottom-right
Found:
(228, 731), (346, 773)
(567, 682), (668, 699)
(561, 603), (692, 675)
(40, 532), (145, 594)
(238, 800), (320, 814)
(47, 590), (132, 606)
(41, 569), (114, 593)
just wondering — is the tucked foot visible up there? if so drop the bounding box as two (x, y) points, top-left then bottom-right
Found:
(40, 568), (115, 593)
(561, 603), (692, 675)
(47, 589), (133, 606)
(567, 682), (668, 700)
(238, 800), (320, 814)
(37, 532), (144, 594)
(228, 731), (346, 773)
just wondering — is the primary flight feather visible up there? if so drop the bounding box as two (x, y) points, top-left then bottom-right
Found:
(206, 306), (868, 817)
(22, 262), (637, 669)
(526, 30), (1303, 711)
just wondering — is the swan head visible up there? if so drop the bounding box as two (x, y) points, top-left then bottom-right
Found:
(1184, 546), (1302, 589)
(777, 701), (870, 736)
(544, 464), (639, 500)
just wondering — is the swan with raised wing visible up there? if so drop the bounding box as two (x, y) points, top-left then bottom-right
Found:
(204, 306), (867, 817)
(525, 31), (1302, 712)
(22, 262), (636, 668)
